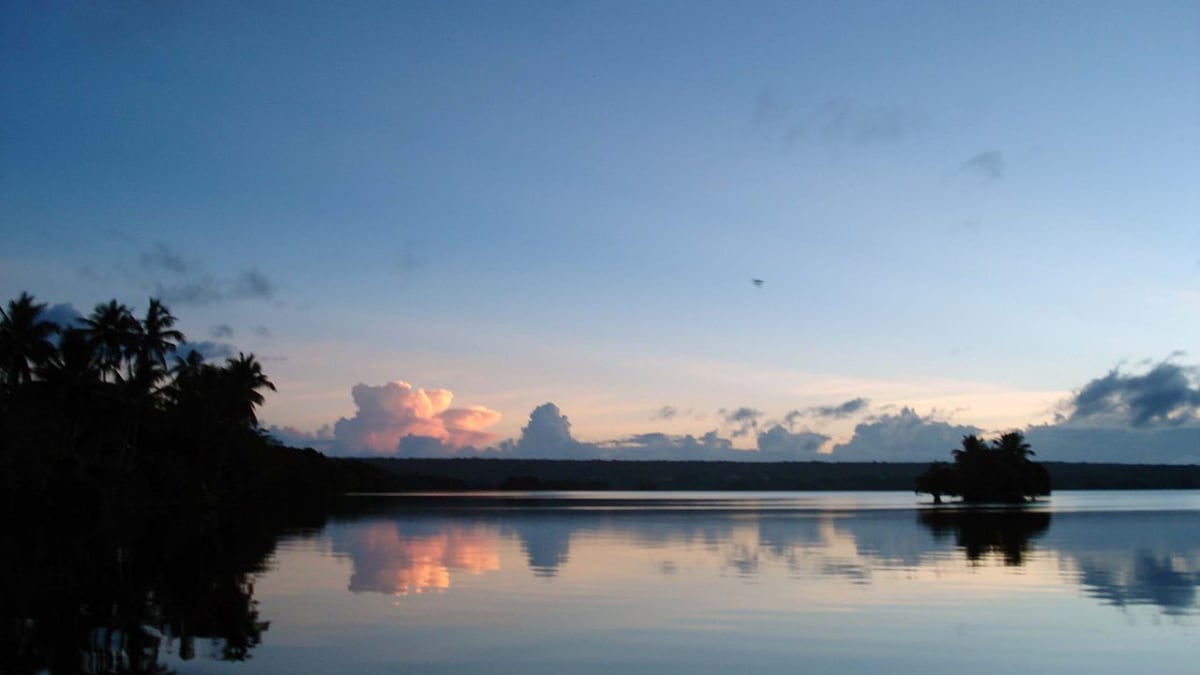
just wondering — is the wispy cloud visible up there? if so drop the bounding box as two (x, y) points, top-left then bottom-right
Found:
(807, 397), (870, 420)
(126, 241), (282, 306)
(755, 93), (926, 149)
(961, 150), (1005, 181)
(653, 405), (679, 420)
(720, 406), (764, 438)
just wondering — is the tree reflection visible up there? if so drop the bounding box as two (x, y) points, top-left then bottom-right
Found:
(0, 509), (312, 674)
(918, 509), (1051, 565)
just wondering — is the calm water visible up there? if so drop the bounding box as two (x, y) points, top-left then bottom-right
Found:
(9, 491), (1200, 674)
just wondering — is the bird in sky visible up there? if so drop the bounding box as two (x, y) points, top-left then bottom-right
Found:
(752, 279), (764, 288)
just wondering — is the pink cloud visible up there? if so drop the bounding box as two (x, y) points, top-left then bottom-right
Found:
(333, 381), (502, 455)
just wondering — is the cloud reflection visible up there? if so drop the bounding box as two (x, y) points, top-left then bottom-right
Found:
(333, 521), (500, 595)
(329, 501), (1200, 617)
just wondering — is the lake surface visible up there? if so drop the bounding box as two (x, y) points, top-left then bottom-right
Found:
(8, 491), (1200, 674)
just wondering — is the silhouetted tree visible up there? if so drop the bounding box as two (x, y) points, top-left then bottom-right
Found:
(219, 352), (276, 429)
(0, 292), (59, 390)
(82, 300), (140, 384)
(916, 431), (1049, 503)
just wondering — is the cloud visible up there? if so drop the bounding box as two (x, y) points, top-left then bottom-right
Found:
(496, 403), (590, 458)
(807, 397), (870, 420)
(601, 431), (742, 460)
(961, 151), (1005, 181)
(332, 381), (502, 456)
(267, 424), (336, 452)
(1066, 360), (1200, 428)
(129, 242), (280, 306)
(721, 407), (763, 438)
(42, 303), (84, 329)
(495, 404), (744, 460)
(253, 325), (272, 338)
(152, 269), (277, 306)
(756, 425), (830, 458)
(1008, 358), (1200, 463)
(1024, 424), (1200, 464)
(211, 324), (234, 339)
(654, 405), (678, 420)
(232, 269), (275, 300)
(178, 340), (236, 361)
(831, 408), (981, 462)
(754, 94), (925, 150)
(752, 89), (790, 131)
(397, 239), (430, 274)
(140, 241), (190, 275)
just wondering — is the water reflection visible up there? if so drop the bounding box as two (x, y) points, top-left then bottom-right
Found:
(330, 500), (1200, 617)
(0, 510), (314, 675)
(919, 509), (1052, 565)
(5, 494), (1199, 674)
(331, 521), (500, 594)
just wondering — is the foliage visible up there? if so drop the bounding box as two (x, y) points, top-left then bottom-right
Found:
(0, 292), (390, 515)
(915, 431), (1051, 503)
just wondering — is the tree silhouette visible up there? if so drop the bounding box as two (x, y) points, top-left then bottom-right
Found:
(0, 293), (301, 510)
(82, 300), (140, 384)
(220, 352), (276, 429)
(131, 298), (183, 393)
(917, 431), (1050, 503)
(0, 292), (59, 390)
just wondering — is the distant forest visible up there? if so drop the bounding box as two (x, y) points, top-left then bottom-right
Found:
(363, 457), (1200, 492)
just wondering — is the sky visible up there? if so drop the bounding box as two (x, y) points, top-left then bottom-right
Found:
(3, 1), (1199, 462)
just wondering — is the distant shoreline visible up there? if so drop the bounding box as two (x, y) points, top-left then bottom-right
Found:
(358, 457), (1200, 492)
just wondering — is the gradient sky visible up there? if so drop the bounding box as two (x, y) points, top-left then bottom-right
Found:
(3, 1), (1199, 461)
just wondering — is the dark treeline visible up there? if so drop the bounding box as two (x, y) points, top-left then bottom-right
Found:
(0, 292), (397, 518)
(365, 457), (1200, 492)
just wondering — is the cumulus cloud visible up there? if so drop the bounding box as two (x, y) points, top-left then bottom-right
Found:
(496, 403), (589, 458)
(961, 151), (1005, 181)
(831, 408), (981, 462)
(756, 425), (830, 458)
(1007, 358), (1200, 463)
(1066, 361), (1200, 428)
(332, 381), (502, 456)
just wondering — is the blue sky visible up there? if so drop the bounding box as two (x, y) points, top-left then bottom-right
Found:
(3, 1), (1199, 461)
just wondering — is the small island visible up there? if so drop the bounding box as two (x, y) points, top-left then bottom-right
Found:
(915, 432), (1051, 504)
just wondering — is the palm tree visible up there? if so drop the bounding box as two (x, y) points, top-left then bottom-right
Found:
(220, 353), (276, 428)
(83, 300), (140, 384)
(993, 431), (1034, 462)
(0, 292), (59, 389)
(951, 434), (990, 465)
(131, 298), (185, 394)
